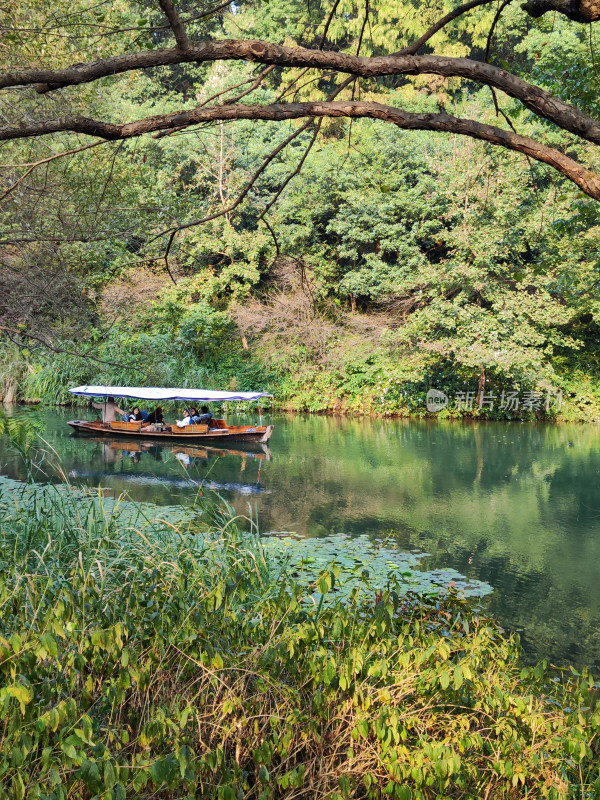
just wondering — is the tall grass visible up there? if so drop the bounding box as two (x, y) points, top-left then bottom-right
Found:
(0, 476), (598, 799)
(2, 329), (273, 406)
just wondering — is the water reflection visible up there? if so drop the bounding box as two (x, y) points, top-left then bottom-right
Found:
(63, 437), (272, 496)
(67, 440), (271, 495)
(1, 408), (599, 668)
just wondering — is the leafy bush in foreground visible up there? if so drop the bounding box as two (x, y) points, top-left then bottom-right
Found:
(0, 485), (599, 799)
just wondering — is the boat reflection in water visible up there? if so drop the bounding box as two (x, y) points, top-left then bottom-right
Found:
(67, 437), (271, 496)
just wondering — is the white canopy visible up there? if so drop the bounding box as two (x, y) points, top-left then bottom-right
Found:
(69, 385), (273, 403)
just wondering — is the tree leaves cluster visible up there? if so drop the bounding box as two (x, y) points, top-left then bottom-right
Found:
(1, 0), (600, 412)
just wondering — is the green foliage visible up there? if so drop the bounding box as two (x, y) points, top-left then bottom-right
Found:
(0, 408), (42, 457)
(3, 0), (600, 419)
(0, 479), (598, 798)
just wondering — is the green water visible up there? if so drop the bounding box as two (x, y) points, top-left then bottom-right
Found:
(2, 408), (599, 668)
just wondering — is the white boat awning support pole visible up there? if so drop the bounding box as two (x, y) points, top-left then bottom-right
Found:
(258, 403), (262, 425)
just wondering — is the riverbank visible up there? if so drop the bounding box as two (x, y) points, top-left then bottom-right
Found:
(1, 475), (599, 799)
(6, 384), (600, 424)
(8, 397), (600, 424)
(3, 310), (600, 423)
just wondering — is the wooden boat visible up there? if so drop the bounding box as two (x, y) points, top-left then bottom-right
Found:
(67, 385), (274, 444)
(67, 418), (273, 443)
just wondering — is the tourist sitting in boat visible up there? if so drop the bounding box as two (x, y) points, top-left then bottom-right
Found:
(122, 406), (143, 422)
(92, 396), (126, 424)
(175, 408), (193, 428)
(196, 405), (213, 425)
(144, 406), (165, 426)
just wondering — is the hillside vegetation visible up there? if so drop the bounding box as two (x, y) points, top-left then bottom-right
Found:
(1, 1), (600, 419)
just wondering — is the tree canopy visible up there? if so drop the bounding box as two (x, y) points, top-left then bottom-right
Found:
(2, 0), (600, 417)
(3, 0), (600, 198)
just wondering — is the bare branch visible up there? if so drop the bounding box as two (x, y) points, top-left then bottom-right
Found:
(320, 0), (343, 49)
(157, 114), (318, 275)
(156, 118), (315, 238)
(158, 73), (354, 264)
(260, 216), (280, 256)
(222, 64), (276, 103)
(0, 325), (144, 372)
(485, 0), (514, 63)
(257, 119), (323, 223)
(0, 140), (107, 203)
(231, 69), (345, 223)
(158, 0), (191, 50)
(0, 0), (233, 41)
(163, 229), (179, 284)
(356, 0), (370, 56)
(179, 0), (233, 25)
(154, 65), (275, 138)
(397, 0), (500, 55)
(274, 68), (311, 102)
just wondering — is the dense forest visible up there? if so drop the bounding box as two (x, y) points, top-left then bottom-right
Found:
(2, 0), (600, 419)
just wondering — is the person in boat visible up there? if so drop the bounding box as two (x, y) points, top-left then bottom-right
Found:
(197, 405), (213, 425)
(175, 408), (193, 428)
(144, 406), (165, 426)
(92, 396), (126, 424)
(122, 406), (143, 422)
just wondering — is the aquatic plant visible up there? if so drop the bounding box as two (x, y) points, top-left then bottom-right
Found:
(263, 531), (492, 603)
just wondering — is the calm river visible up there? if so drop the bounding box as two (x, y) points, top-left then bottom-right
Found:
(2, 408), (599, 669)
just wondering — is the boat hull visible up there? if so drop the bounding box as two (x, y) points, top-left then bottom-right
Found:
(67, 420), (274, 443)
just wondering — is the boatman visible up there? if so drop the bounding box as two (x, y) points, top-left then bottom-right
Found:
(92, 396), (126, 424)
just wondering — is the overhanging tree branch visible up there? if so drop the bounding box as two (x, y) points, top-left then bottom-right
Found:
(522, 0), (600, 21)
(0, 325), (145, 372)
(257, 118), (324, 222)
(2, 99), (594, 198)
(158, 0), (191, 51)
(2, 43), (600, 148)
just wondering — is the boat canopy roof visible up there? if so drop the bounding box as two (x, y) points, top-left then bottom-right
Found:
(69, 385), (273, 403)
